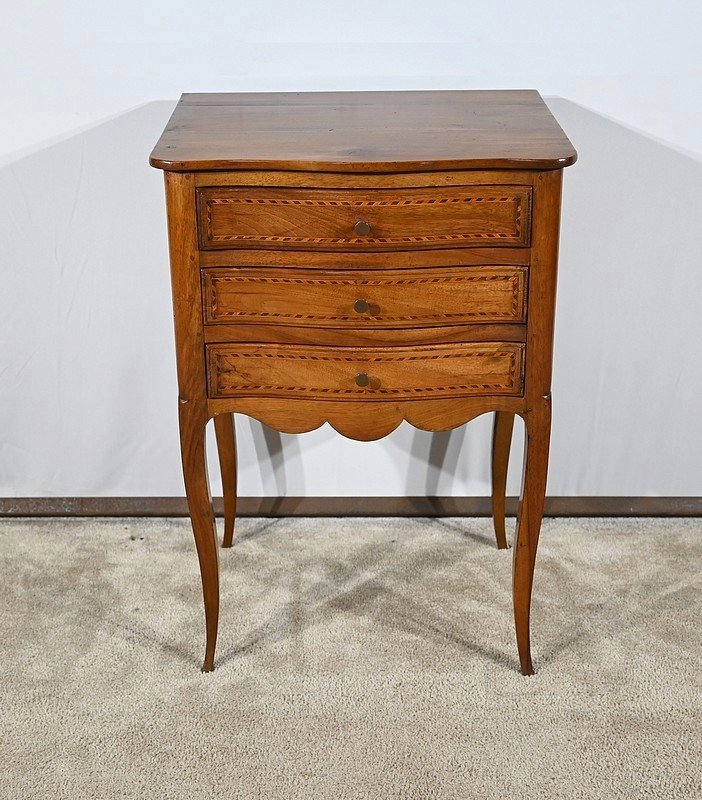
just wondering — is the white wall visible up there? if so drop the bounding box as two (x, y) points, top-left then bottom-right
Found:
(1, 0), (701, 498)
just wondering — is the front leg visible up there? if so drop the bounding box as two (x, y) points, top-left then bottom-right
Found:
(512, 397), (551, 675)
(179, 403), (220, 672)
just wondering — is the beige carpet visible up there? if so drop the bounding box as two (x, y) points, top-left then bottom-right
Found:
(1, 516), (701, 799)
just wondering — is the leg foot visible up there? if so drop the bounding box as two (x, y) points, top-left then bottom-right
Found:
(214, 412), (238, 548)
(180, 406), (219, 672)
(491, 411), (515, 550)
(513, 398), (551, 676)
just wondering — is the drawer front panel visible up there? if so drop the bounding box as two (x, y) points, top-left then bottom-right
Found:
(197, 186), (532, 251)
(202, 266), (527, 328)
(207, 342), (524, 400)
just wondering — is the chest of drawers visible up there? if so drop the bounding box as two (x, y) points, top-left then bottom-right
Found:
(150, 90), (576, 674)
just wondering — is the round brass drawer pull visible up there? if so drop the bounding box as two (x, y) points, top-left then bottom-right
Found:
(353, 298), (370, 314)
(354, 219), (372, 236)
(355, 372), (370, 387)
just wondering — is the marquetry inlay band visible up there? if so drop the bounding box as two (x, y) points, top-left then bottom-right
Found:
(203, 270), (527, 325)
(197, 186), (532, 248)
(207, 345), (524, 399)
(207, 195), (521, 207)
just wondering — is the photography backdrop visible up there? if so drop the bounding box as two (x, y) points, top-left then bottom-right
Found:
(2, 1), (701, 500)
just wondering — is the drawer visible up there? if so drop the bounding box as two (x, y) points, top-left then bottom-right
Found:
(202, 266), (527, 328)
(206, 342), (524, 400)
(196, 185), (532, 251)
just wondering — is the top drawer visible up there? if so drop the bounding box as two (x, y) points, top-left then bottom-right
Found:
(196, 185), (532, 251)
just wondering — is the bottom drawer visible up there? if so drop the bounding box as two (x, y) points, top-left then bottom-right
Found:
(206, 342), (524, 400)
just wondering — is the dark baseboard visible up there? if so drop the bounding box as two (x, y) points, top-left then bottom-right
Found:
(1, 496), (701, 517)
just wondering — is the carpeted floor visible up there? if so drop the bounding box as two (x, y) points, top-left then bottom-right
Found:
(1, 516), (701, 799)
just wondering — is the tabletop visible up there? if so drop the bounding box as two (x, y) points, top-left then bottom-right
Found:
(150, 90), (577, 173)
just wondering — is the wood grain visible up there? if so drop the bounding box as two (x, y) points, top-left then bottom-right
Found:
(202, 266), (527, 328)
(150, 90), (576, 172)
(513, 398), (551, 675)
(511, 168), (563, 675)
(206, 342), (525, 403)
(193, 169), (537, 188)
(213, 412), (237, 548)
(197, 185), (531, 251)
(207, 397), (525, 442)
(491, 410), (515, 550)
(199, 245), (531, 270)
(164, 171), (220, 672)
(202, 322), (527, 346)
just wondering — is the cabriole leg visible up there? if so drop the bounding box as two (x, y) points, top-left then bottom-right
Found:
(179, 404), (219, 672)
(214, 412), (238, 548)
(491, 410), (515, 550)
(512, 397), (551, 675)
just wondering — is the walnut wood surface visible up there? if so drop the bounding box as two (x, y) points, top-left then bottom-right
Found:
(193, 169), (536, 188)
(200, 245), (530, 270)
(202, 266), (527, 328)
(491, 411), (515, 550)
(206, 342), (524, 401)
(512, 168), (563, 674)
(202, 322), (527, 347)
(513, 397), (551, 675)
(207, 397), (525, 442)
(150, 90), (576, 172)
(153, 89), (575, 675)
(164, 171), (219, 672)
(197, 185), (532, 251)
(213, 412), (237, 548)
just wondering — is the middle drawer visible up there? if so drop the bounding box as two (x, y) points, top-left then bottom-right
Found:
(202, 266), (527, 328)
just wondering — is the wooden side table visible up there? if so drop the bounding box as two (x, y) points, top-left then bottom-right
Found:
(150, 90), (576, 674)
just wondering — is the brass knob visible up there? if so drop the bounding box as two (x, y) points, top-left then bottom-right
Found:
(354, 219), (371, 236)
(353, 298), (370, 314)
(355, 372), (370, 387)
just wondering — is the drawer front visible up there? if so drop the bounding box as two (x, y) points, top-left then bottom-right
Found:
(207, 342), (524, 400)
(197, 185), (532, 251)
(202, 266), (527, 328)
